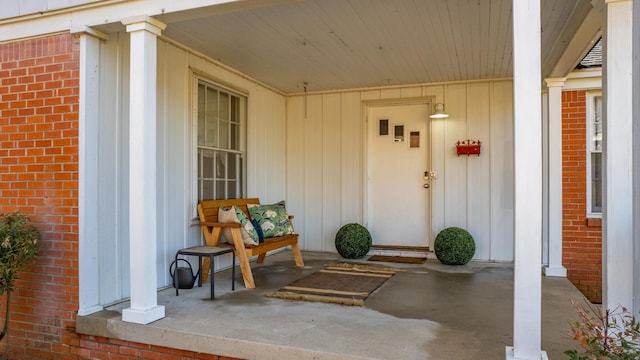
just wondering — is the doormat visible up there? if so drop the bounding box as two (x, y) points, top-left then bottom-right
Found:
(265, 263), (402, 306)
(368, 255), (426, 264)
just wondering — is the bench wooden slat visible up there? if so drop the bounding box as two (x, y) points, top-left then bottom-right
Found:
(197, 198), (304, 289)
(203, 222), (241, 228)
(244, 235), (298, 255)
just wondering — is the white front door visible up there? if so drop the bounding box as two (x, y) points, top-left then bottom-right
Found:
(367, 103), (431, 248)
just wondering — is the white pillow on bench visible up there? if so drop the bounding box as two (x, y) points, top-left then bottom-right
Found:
(218, 206), (259, 246)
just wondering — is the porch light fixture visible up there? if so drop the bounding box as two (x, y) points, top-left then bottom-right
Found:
(429, 103), (450, 119)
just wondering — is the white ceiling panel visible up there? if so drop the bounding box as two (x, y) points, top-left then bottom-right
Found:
(159, 0), (596, 93)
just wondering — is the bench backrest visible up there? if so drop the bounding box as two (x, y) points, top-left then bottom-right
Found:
(197, 198), (261, 223)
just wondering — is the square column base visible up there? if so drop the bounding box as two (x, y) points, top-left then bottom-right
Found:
(122, 305), (165, 324)
(543, 266), (567, 277)
(506, 346), (549, 360)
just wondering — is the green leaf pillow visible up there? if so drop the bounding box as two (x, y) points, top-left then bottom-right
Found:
(247, 201), (294, 238)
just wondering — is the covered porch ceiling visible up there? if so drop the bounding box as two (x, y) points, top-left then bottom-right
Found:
(148, 0), (602, 94)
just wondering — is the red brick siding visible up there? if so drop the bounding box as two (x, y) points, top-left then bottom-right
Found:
(561, 90), (602, 303)
(1, 33), (239, 360)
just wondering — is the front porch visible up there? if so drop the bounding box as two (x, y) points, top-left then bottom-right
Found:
(77, 251), (586, 360)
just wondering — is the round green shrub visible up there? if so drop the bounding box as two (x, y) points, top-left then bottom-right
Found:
(434, 227), (475, 265)
(335, 223), (372, 259)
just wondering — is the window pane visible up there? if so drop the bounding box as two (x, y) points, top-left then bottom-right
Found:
(239, 156), (244, 198)
(202, 150), (214, 179)
(591, 152), (602, 213)
(215, 180), (226, 200)
(231, 97), (239, 124)
(220, 92), (229, 121)
(215, 152), (226, 178)
(227, 180), (237, 199)
(219, 118), (229, 149)
(231, 123), (239, 150)
(205, 88), (218, 147)
(201, 180), (214, 200)
(593, 96), (602, 151)
(198, 84), (206, 146)
(228, 153), (237, 180)
(219, 92), (230, 149)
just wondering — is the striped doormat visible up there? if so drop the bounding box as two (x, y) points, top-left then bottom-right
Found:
(265, 263), (402, 306)
(368, 255), (426, 264)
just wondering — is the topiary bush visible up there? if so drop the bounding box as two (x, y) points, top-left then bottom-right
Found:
(335, 223), (372, 259)
(434, 227), (475, 265)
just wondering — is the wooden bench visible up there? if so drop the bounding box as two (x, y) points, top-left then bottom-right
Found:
(197, 198), (304, 289)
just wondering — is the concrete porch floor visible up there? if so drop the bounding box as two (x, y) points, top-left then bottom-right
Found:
(78, 250), (587, 360)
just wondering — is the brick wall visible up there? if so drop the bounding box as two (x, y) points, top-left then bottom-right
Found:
(0, 32), (81, 359)
(561, 90), (602, 303)
(0, 33), (238, 360)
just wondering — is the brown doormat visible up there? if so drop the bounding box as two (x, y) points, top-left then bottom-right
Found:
(368, 255), (426, 264)
(265, 263), (402, 306)
(370, 245), (430, 252)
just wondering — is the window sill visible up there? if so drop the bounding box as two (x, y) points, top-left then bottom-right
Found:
(586, 217), (602, 227)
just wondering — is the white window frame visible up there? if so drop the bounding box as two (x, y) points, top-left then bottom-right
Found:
(586, 91), (602, 217)
(191, 74), (247, 216)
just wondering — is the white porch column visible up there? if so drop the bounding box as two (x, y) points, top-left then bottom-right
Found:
(633, 0), (640, 320)
(602, 0), (634, 313)
(121, 16), (167, 325)
(543, 78), (567, 278)
(507, 0), (547, 359)
(73, 26), (109, 316)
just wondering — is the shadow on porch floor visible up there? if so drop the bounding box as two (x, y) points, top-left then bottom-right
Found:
(77, 251), (586, 360)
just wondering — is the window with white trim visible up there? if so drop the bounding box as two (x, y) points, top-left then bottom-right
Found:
(586, 92), (602, 216)
(197, 79), (246, 201)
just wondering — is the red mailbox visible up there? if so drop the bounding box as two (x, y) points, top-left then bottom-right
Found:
(456, 140), (481, 156)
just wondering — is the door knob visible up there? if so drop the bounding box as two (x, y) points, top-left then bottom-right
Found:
(424, 183), (429, 189)
(424, 171), (438, 180)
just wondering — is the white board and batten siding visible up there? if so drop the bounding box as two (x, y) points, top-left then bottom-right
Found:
(286, 80), (514, 262)
(490, 81), (515, 261)
(95, 31), (130, 305)
(159, 38), (289, 277)
(91, 32), (288, 306)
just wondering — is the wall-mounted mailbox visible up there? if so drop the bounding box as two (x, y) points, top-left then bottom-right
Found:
(456, 140), (481, 156)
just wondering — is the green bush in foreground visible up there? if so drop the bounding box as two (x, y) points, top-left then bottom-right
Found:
(565, 300), (640, 360)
